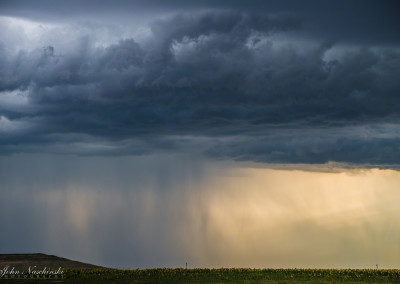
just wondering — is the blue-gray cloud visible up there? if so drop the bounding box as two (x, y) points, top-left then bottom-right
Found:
(0, 8), (399, 168)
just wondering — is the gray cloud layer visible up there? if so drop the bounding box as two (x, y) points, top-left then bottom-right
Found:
(0, 4), (400, 167)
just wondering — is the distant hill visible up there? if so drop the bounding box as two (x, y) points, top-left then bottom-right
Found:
(0, 253), (105, 270)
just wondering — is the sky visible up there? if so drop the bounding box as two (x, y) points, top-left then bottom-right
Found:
(0, 0), (400, 269)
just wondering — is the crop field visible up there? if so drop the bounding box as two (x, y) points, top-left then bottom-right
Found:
(65, 268), (400, 283)
(2, 268), (399, 283)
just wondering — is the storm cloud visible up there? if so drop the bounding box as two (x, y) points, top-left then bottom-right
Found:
(2, 0), (400, 270)
(1, 1), (400, 168)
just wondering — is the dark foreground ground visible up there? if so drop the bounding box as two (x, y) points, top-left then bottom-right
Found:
(1, 268), (399, 283)
(1, 254), (399, 283)
(1, 277), (399, 283)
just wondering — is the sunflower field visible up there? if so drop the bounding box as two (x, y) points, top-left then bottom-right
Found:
(64, 268), (400, 282)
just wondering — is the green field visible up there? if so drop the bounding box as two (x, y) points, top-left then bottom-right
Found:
(1, 268), (399, 283)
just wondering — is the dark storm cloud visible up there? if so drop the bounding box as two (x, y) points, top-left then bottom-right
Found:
(1, 0), (399, 45)
(205, 126), (400, 168)
(0, 3), (400, 167)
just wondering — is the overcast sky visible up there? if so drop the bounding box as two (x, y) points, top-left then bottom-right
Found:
(1, 0), (400, 269)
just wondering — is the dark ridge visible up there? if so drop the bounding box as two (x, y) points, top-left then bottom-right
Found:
(0, 253), (106, 270)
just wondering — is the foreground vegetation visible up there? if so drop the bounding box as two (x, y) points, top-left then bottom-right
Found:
(1, 268), (399, 283)
(63, 268), (400, 283)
